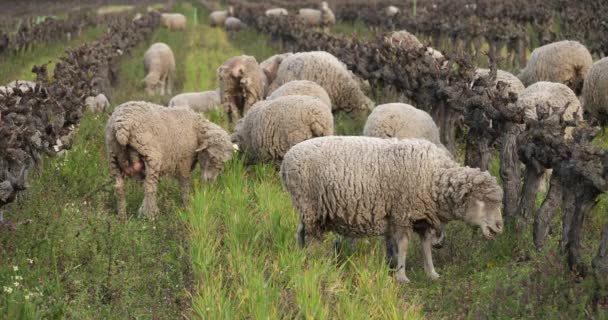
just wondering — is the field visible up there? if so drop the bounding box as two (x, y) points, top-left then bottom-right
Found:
(1, 1), (607, 319)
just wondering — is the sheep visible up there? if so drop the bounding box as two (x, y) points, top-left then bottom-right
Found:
(168, 90), (221, 113)
(105, 101), (233, 218)
(387, 30), (446, 63)
(259, 53), (292, 85)
(224, 17), (245, 38)
(232, 95), (333, 164)
(160, 13), (187, 31)
(3, 80), (36, 94)
(265, 8), (288, 17)
(132, 13), (142, 22)
(85, 93), (110, 113)
(218, 55), (268, 122)
(582, 57), (608, 124)
(266, 80), (332, 110)
(268, 51), (374, 116)
(296, 1), (335, 32)
(143, 42), (175, 96)
(385, 5), (401, 17)
(209, 6), (233, 27)
(281, 137), (504, 283)
(363, 103), (443, 147)
(518, 40), (593, 95)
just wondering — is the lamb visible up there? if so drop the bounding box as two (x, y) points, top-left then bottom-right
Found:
(168, 90), (221, 113)
(266, 80), (332, 110)
(582, 57), (608, 124)
(105, 101), (234, 218)
(232, 95), (333, 164)
(160, 13), (187, 31)
(209, 7), (233, 27)
(143, 42), (175, 96)
(281, 137), (504, 283)
(518, 40), (593, 95)
(218, 55), (268, 122)
(224, 17), (245, 38)
(363, 103), (443, 147)
(265, 8), (288, 17)
(296, 1), (335, 32)
(85, 93), (110, 113)
(268, 51), (374, 116)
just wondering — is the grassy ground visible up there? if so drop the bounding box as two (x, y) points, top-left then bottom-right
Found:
(1, 1), (607, 319)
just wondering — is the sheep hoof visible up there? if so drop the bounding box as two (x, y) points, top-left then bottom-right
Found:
(427, 271), (440, 280)
(395, 273), (410, 284)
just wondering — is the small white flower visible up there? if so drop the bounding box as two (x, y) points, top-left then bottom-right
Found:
(27, 258), (34, 264)
(14, 282), (20, 287)
(3, 286), (13, 294)
(24, 294), (31, 300)
(12, 266), (18, 272)
(14, 276), (23, 281)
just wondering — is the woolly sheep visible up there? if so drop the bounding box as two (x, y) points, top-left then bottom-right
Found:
(160, 13), (187, 31)
(281, 137), (504, 283)
(518, 40), (593, 95)
(224, 17), (245, 38)
(265, 8), (288, 17)
(387, 30), (446, 62)
(269, 51), (374, 115)
(266, 80), (332, 109)
(218, 55), (268, 122)
(385, 5), (401, 17)
(133, 13), (142, 22)
(3, 80), (36, 94)
(168, 90), (221, 113)
(85, 93), (110, 113)
(232, 95), (333, 164)
(363, 103), (442, 147)
(143, 42), (175, 96)
(209, 7), (233, 27)
(105, 101), (233, 218)
(296, 1), (335, 32)
(259, 53), (292, 85)
(582, 57), (608, 124)
(474, 68), (525, 98)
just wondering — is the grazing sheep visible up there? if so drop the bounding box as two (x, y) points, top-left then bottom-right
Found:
(582, 57), (608, 124)
(224, 17), (245, 38)
(518, 40), (593, 95)
(105, 101), (233, 218)
(266, 8), (288, 17)
(296, 1), (335, 32)
(160, 13), (187, 31)
(363, 103), (443, 147)
(132, 13), (143, 21)
(267, 80), (332, 110)
(143, 42), (175, 96)
(168, 90), (221, 113)
(218, 55), (268, 122)
(232, 95), (333, 164)
(474, 68), (525, 96)
(259, 53), (293, 85)
(85, 93), (110, 113)
(385, 5), (401, 17)
(281, 137), (504, 283)
(387, 30), (445, 62)
(209, 6), (233, 27)
(269, 51), (374, 115)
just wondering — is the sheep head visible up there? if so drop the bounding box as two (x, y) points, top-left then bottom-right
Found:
(461, 172), (504, 239)
(143, 72), (160, 95)
(196, 121), (234, 182)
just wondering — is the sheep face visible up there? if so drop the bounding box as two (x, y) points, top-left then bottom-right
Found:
(463, 199), (504, 239)
(196, 141), (233, 182)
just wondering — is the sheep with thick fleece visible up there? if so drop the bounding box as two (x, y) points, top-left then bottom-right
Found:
(281, 137), (504, 283)
(168, 90), (221, 113)
(143, 42), (175, 96)
(209, 7), (233, 27)
(387, 30), (446, 62)
(296, 1), (335, 32)
(363, 103), (442, 147)
(160, 13), (186, 30)
(267, 80), (332, 110)
(232, 95), (333, 164)
(582, 57), (608, 124)
(224, 17), (245, 37)
(518, 40), (593, 95)
(105, 101), (233, 218)
(85, 93), (110, 113)
(218, 55), (268, 122)
(269, 51), (374, 115)
(266, 8), (288, 17)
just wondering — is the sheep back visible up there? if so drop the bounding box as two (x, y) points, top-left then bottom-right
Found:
(168, 90), (221, 113)
(267, 80), (332, 109)
(517, 81), (582, 124)
(363, 103), (441, 146)
(582, 57), (608, 124)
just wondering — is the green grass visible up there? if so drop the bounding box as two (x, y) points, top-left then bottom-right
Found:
(2, 2), (607, 319)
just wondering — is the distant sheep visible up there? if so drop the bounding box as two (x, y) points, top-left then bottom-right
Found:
(143, 42), (175, 96)
(266, 8), (288, 17)
(269, 51), (374, 115)
(518, 40), (593, 95)
(267, 80), (332, 110)
(168, 90), (221, 113)
(85, 93), (110, 113)
(105, 101), (233, 218)
(385, 5), (401, 17)
(224, 17), (245, 38)
(296, 1), (335, 32)
(160, 13), (187, 31)
(209, 6), (234, 27)
(232, 95), (333, 164)
(281, 137), (504, 283)
(386, 30), (446, 63)
(218, 55), (268, 122)
(582, 57), (608, 124)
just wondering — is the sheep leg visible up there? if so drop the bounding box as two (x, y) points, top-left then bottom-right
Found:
(115, 175), (127, 217)
(384, 234), (398, 269)
(139, 172), (159, 219)
(394, 229), (411, 284)
(178, 175), (191, 206)
(421, 229), (440, 280)
(166, 72), (173, 95)
(296, 222), (306, 248)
